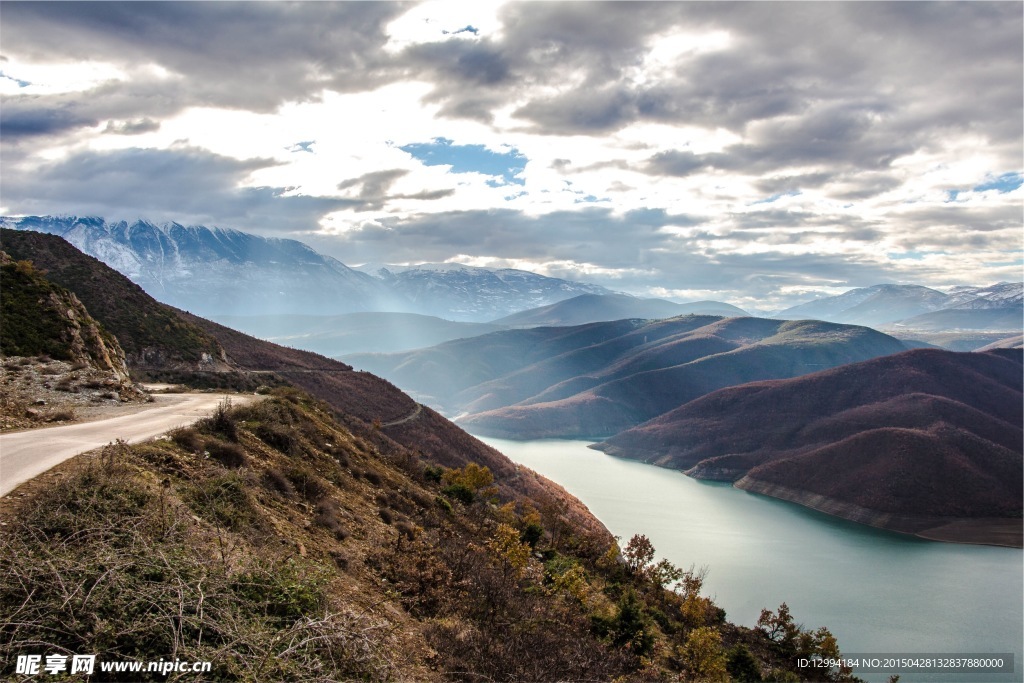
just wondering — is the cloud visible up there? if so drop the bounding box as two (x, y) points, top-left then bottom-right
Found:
(104, 118), (160, 135)
(0, 1), (1019, 307)
(1, 146), (356, 231)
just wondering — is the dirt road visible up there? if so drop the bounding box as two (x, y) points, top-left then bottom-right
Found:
(0, 393), (254, 497)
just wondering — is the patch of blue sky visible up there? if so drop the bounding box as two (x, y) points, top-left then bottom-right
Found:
(945, 189), (960, 202)
(400, 137), (526, 186)
(887, 250), (948, 261)
(0, 71), (31, 88)
(973, 172), (1023, 193)
(750, 190), (800, 205)
(443, 25), (479, 36)
(984, 256), (1024, 267)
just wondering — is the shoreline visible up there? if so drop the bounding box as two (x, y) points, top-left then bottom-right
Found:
(733, 475), (1023, 548)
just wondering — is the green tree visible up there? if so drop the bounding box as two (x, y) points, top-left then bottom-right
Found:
(680, 626), (728, 681)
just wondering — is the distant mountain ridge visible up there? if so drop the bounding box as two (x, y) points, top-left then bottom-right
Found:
(778, 282), (1023, 330)
(357, 262), (615, 322)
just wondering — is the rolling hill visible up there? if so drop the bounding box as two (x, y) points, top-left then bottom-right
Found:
(491, 293), (747, 327)
(348, 315), (908, 439)
(594, 348), (1023, 545)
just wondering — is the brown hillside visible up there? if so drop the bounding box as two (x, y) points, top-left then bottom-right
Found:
(595, 348), (1023, 534)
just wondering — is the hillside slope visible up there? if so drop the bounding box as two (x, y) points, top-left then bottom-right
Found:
(595, 348), (1023, 545)
(1, 228), (226, 370)
(0, 251), (128, 379)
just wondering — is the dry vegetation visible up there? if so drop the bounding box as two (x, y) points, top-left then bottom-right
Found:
(1, 390), (861, 682)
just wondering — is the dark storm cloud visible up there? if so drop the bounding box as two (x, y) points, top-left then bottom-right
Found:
(0, 102), (97, 138)
(1, 79), (188, 142)
(1, 146), (357, 231)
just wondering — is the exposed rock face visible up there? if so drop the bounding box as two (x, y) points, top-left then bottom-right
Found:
(0, 251), (130, 380)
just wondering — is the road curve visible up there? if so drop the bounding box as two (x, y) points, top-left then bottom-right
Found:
(0, 393), (254, 497)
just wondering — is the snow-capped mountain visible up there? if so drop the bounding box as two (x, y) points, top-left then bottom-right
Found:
(1, 216), (616, 322)
(1, 215), (406, 317)
(356, 262), (614, 321)
(777, 282), (1023, 331)
(944, 282), (1024, 309)
(776, 284), (951, 326)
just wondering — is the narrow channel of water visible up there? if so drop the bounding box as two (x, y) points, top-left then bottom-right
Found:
(479, 436), (1023, 683)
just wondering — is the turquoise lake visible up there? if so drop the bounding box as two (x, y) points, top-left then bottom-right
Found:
(478, 436), (1023, 683)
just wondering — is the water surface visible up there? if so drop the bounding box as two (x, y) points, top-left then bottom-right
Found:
(480, 437), (1023, 682)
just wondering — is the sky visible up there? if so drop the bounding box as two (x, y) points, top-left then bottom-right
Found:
(0, 1), (1021, 311)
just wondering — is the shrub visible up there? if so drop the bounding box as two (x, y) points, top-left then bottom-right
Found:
(441, 483), (474, 506)
(204, 438), (248, 469)
(263, 468), (296, 498)
(184, 473), (260, 532)
(287, 468), (329, 502)
(378, 508), (394, 525)
(254, 423), (297, 455)
(314, 499), (350, 540)
(196, 398), (238, 442)
(169, 427), (204, 453)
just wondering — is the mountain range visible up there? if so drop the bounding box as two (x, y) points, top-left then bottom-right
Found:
(777, 283), (1022, 330)
(492, 293), (748, 327)
(1, 216), (621, 322)
(348, 315), (908, 439)
(356, 262), (615, 321)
